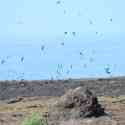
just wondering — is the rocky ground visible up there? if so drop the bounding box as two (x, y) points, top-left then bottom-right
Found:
(0, 77), (125, 125)
(0, 76), (125, 100)
(0, 96), (125, 125)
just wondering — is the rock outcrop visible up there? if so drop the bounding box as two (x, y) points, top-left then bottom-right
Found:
(47, 87), (117, 125)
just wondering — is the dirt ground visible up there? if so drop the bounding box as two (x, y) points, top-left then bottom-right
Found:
(0, 77), (125, 125)
(0, 96), (125, 125)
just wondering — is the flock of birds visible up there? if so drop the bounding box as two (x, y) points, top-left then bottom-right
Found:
(0, 40), (111, 80)
(0, 56), (24, 65)
(3, 0), (113, 79)
(56, 0), (113, 76)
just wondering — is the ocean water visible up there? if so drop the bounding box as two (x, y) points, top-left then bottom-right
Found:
(0, 34), (125, 80)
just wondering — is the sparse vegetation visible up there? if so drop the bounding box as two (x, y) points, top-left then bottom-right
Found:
(22, 113), (47, 125)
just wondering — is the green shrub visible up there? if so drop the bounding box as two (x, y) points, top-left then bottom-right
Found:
(22, 113), (47, 125)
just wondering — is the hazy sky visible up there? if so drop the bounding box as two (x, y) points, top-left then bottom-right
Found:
(0, 0), (125, 39)
(0, 0), (124, 39)
(0, 0), (125, 80)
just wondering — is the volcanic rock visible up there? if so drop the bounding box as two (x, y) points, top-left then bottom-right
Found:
(48, 87), (110, 125)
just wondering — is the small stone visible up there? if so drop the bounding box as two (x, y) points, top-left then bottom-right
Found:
(12, 113), (23, 118)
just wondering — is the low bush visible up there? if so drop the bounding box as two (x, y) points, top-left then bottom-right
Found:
(22, 113), (47, 125)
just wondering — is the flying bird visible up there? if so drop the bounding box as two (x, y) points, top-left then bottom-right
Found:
(110, 18), (113, 22)
(56, 0), (61, 5)
(96, 32), (98, 35)
(105, 66), (111, 74)
(21, 57), (24, 63)
(1, 59), (5, 64)
(64, 32), (68, 35)
(80, 52), (83, 56)
(41, 45), (45, 51)
(72, 32), (76, 36)
(70, 64), (73, 69)
(61, 42), (64, 46)
(89, 20), (93, 25)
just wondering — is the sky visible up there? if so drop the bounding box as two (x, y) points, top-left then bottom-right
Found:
(0, 0), (125, 80)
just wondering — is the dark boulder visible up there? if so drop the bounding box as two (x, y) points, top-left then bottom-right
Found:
(47, 87), (106, 125)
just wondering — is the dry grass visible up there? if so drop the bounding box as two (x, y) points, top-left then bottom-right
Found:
(0, 96), (125, 125)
